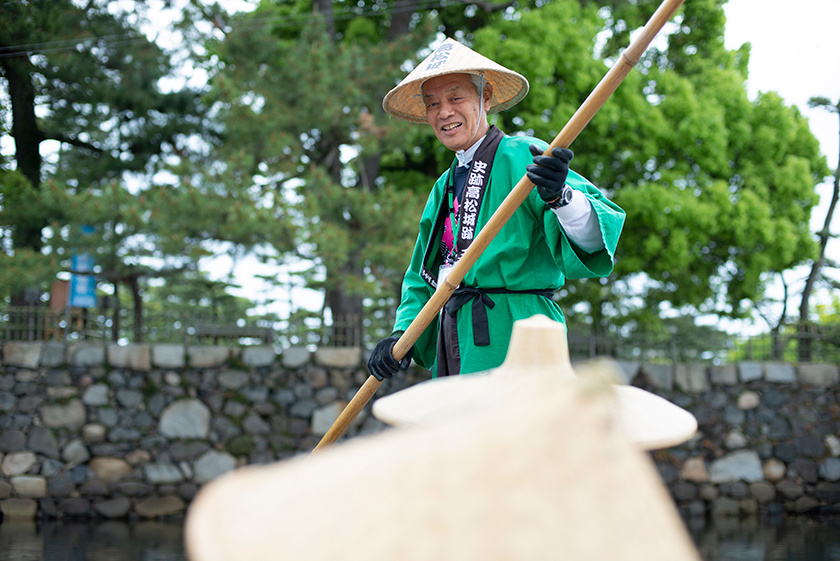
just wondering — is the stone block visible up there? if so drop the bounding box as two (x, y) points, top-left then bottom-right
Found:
(765, 363), (796, 383)
(69, 342), (105, 367)
(218, 370), (249, 390)
(194, 450), (236, 484)
(672, 482), (697, 501)
(89, 457), (132, 482)
(819, 458), (840, 482)
(61, 439), (91, 465)
(640, 363), (673, 391)
(709, 364), (738, 385)
(281, 346), (311, 368)
(724, 429), (748, 449)
(94, 496), (132, 519)
(144, 462), (184, 484)
(736, 391), (760, 410)
(0, 390), (13, 414)
(1, 451), (37, 476)
(737, 362), (763, 383)
(107, 344), (151, 371)
(710, 497), (740, 518)
(793, 496), (822, 513)
(749, 481), (776, 503)
(39, 399), (87, 430)
(159, 399), (211, 439)
(134, 495), (186, 519)
(82, 384), (110, 406)
(675, 363), (709, 393)
(0, 430), (25, 453)
(763, 458), (786, 482)
(188, 346), (230, 368)
(311, 401), (346, 436)
(11, 476), (47, 498)
(0, 498), (38, 520)
(315, 347), (362, 369)
(0, 391), (15, 412)
(815, 482), (840, 503)
(41, 342), (67, 367)
(26, 426), (59, 458)
(152, 344), (185, 369)
(798, 364), (839, 387)
(2, 342), (43, 369)
(81, 423), (107, 444)
(47, 472), (75, 497)
(709, 450), (763, 483)
(775, 480), (803, 499)
(827, 435), (840, 457)
(241, 346), (276, 368)
(679, 457), (709, 483)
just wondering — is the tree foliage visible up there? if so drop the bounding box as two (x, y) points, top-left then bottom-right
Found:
(0, 0), (832, 350)
(469, 0), (828, 341)
(200, 2), (443, 343)
(0, 1), (292, 336)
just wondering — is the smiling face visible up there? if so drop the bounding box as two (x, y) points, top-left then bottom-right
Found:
(422, 73), (493, 152)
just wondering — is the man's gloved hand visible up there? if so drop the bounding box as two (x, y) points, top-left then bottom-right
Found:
(367, 335), (414, 381)
(527, 144), (574, 206)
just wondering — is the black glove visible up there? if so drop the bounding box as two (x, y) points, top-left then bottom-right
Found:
(526, 144), (574, 206)
(367, 335), (414, 381)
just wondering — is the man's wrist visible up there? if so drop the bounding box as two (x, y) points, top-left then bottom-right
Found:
(546, 185), (573, 209)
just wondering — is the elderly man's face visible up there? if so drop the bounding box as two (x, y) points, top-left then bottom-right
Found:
(422, 73), (492, 152)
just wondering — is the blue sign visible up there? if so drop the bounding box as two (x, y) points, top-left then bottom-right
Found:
(69, 254), (97, 308)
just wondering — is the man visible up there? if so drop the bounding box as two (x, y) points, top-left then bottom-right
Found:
(368, 38), (625, 379)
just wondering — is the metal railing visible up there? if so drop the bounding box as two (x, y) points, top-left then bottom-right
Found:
(567, 325), (840, 365)
(0, 306), (275, 347)
(1, 305), (837, 363)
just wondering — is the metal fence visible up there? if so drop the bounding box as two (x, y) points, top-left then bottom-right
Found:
(567, 325), (840, 365)
(0, 306), (275, 347)
(1, 305), (838, 364)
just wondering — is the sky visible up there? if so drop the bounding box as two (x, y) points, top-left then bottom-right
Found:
(721, 0), (840, 327)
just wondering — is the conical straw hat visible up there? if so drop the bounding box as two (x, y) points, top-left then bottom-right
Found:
(382, 37), (529, 123)
(185, 358), (702, 561)
(372, 315), (697, 450)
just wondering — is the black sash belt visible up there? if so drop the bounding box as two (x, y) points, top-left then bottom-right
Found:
(444, 287), (555, 347)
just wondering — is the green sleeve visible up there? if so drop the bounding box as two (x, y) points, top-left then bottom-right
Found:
(521, 137), (625, 279)
(546, 171), (625, 279)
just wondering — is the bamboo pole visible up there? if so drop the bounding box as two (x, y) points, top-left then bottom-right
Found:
(313, 0), (686, 452)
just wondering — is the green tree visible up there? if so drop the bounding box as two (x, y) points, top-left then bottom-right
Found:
(797, 96), (839, 360)
(1, 1), (297, 342)
(199, 1), (484, 345)
(0, 0), (205, 301)
(472, 0), (828, 345)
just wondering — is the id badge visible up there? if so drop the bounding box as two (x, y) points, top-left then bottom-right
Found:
(438, 264), (454, 287)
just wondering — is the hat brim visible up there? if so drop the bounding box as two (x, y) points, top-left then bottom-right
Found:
(382, 38), (529, 123)
(372, 366), (698, 451)
(372, 315), (698, 450)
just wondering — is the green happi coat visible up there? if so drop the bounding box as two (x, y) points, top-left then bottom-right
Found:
(394, 133), (625, 376)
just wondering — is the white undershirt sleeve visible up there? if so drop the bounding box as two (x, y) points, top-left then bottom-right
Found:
(550, 190), (606, 254)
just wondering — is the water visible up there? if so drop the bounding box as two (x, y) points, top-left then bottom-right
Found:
(0, 516), (838, 560)
(0, 520), (185, 561)
(689, 516), (840, 561)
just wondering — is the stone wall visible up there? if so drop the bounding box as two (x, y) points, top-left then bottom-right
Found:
(623, 360), (840, 519)
(0, 341), (838, 523)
